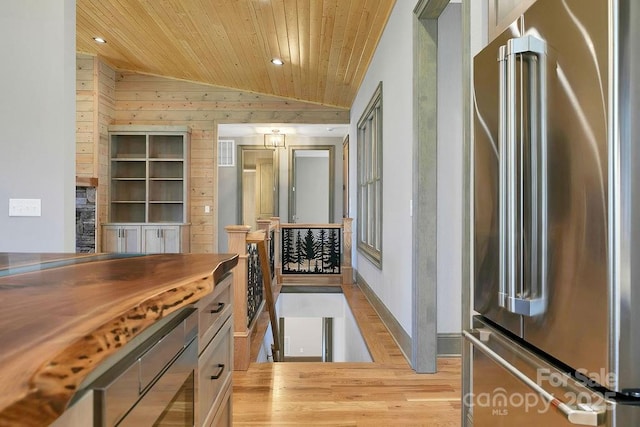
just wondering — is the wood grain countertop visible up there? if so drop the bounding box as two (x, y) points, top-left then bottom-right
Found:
(0, 252), (238, 426)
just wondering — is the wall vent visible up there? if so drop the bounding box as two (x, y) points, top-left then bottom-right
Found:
(218, 139), (235, 167)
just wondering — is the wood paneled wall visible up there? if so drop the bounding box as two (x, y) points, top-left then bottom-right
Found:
(76, 54), (116, 251)
(76, 55), (95, 178)
(77, 62), (349, 253)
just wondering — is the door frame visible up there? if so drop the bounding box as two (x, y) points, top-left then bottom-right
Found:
(342, 135), (349, 218)
(288, 145), (335, 223)
(237, 145), (279, 226)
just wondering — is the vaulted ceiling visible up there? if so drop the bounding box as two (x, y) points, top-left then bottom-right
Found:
(76, 0), (397, 109)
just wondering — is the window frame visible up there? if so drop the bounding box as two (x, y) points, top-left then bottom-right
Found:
(356, 82), (383, 268)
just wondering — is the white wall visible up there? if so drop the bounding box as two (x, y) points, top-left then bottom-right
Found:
(350, 0), (416, 337)
(276, 293), (371, 362)
(350, 1), (467, 339)
(0, 0), (76, 252)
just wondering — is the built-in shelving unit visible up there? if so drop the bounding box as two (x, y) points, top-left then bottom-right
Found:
(103, 125), (190, 253)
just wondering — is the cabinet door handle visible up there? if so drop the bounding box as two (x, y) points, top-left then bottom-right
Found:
(210, 302), (225, 314)
(210, 364), (225, 380)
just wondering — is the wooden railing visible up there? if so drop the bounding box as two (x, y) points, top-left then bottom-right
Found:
(248, 230), (280, 364)
(226, 225), (280, 370)
(245, 237), (264, 326)
(226, 217), (352, 369)
(256, 218), (277, 282)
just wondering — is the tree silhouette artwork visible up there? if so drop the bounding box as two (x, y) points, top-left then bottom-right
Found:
(282, 228), (296, 271)
(326, 228), (341, 272)
(315, 228), (328, 273)
(281, 227), (341, 274)
(295, 230), (304, 271)
(303, 229), (316, 270)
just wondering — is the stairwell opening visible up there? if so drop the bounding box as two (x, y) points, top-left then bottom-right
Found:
(258, 287), (372, 363)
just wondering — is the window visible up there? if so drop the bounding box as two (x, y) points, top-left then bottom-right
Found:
(357, 82), (383, 267)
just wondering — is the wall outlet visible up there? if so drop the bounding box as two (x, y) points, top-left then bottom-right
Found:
(9, 199), (41, 217)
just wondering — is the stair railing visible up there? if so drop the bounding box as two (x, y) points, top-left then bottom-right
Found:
(225, 225), (281, 370)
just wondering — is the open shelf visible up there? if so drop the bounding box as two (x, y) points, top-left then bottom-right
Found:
(108, 127), (189, 224)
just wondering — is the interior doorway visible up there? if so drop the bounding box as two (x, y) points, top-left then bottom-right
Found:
(288, 145), (335, 223)
(238, 147), (279, 229)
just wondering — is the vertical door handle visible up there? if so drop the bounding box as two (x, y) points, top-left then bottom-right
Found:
(497, 45), (509, 312)
(499, 35), (548, 317)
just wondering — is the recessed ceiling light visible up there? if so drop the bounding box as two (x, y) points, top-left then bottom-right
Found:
(271, 58), (284, 66)
(93, 37), (107, 44)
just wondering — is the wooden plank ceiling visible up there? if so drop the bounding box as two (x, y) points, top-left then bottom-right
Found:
(76, 0), (396, 109)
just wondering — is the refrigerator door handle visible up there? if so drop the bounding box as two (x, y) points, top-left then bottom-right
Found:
(499, 35), (548, 317)
(464, 330), (607, 426)
(497, 44), (509, 310)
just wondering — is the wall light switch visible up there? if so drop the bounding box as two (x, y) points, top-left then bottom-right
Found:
(204, 205), (211, 213)
(9, 199), (41, 217)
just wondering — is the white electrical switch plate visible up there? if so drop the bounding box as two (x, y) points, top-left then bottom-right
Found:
(204, 205), (211, 213)
(9, 199), (41, 217)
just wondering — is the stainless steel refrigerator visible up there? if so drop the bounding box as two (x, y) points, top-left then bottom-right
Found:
(466, 0), (640, 425)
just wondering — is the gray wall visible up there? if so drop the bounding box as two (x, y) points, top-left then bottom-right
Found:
(436, 3), (463, 334)
(0, 0), (76, 252)
(293, 155), (330, 223)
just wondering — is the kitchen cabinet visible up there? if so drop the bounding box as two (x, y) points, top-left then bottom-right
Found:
(101, 224), (142, 253)
(0, 252), (239, 426)
(104, 125), (191, 253)
(143, 224), (185, 253)
(196, 273), (233, 427)
(102, 224), (189, 253)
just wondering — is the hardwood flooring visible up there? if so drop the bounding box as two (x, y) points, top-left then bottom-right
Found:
(233, 284), (462, 426)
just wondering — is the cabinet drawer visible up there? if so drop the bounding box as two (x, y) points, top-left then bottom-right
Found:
(198, 318), (233, 425)
(196, 274), (233, 353)
(208, 381), (232, 427)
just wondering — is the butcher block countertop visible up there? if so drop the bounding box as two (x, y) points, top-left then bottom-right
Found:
(0, 252), (238, 426)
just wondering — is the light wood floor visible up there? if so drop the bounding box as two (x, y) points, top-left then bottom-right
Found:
(233, 283), (462, 426)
